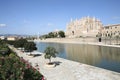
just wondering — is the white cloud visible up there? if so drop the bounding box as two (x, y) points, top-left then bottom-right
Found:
(0, 24), (7, 27)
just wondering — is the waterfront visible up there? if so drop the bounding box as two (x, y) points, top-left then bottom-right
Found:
(36, 42), (120, 72)
(9, 45), (120, 80)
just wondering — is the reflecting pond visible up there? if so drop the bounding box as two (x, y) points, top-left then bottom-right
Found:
(36, 42), (120, 72)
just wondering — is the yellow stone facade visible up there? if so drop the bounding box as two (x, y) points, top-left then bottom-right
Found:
(66, 17), (103, 38)
(102, 24), (120, 37)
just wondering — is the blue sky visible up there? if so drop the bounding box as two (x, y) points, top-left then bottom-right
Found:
(0, 0), (120, 35)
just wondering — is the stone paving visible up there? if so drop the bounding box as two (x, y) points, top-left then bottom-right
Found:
(9, 46), (120, 80)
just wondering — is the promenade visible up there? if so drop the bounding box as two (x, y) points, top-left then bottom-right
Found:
(9, 45), (120, 80)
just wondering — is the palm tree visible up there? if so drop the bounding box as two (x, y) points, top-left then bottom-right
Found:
(44, 46), (58, 64)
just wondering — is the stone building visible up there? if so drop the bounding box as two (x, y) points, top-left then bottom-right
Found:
(0, 36), (6, 40)
(102, 24), (120, 37)
(7, 36), (17, 41)
(66, 16), (103, 38)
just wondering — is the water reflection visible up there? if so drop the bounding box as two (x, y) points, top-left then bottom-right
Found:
(65, 44), (102, 65)
(36, 42), (67, 59)
(36, 42), (120, 72)
(101, 46), (120, 62)
(65, 44), (120, 64)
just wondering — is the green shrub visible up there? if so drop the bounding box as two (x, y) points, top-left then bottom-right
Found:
(0, 56), (43, 80)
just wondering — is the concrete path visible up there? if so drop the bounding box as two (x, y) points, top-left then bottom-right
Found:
(9, 46), (120, 80)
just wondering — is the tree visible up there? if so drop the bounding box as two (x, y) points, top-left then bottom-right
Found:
(0, 40), (10, 56)
(58, 31), (65, 38)
(6, 40), (15, 45)
(24, 42), (37, 53)
(48, 32), (54, 38)
(14, 39), (27, 48)
(44, 46), (58, 64)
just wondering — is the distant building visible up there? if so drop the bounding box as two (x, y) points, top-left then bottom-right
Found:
(66, 16), (103, 38)
(66, 16), (120, 38)
(0, 36), (6, 40)
(7, 36), (17, 41)
(102, 24), (120, 37)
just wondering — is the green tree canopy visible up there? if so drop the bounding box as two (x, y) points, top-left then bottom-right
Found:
(48, 32), (55, 38)
(24, 42), (37, 52)
(14, 39), (27, 48)
(58, 31), (65, 38)
(0, 40), (10, 56)
(44, 46), (58, 63)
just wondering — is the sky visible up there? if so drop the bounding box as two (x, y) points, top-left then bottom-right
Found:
(0, 0), (120, 35)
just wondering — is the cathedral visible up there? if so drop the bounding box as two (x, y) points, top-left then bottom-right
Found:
(66, 16), (103, 38)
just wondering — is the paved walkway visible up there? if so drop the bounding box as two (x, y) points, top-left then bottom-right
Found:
(9, 46), (120, 80)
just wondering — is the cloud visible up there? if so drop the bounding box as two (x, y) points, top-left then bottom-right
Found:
(0, 24), (7, 27)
